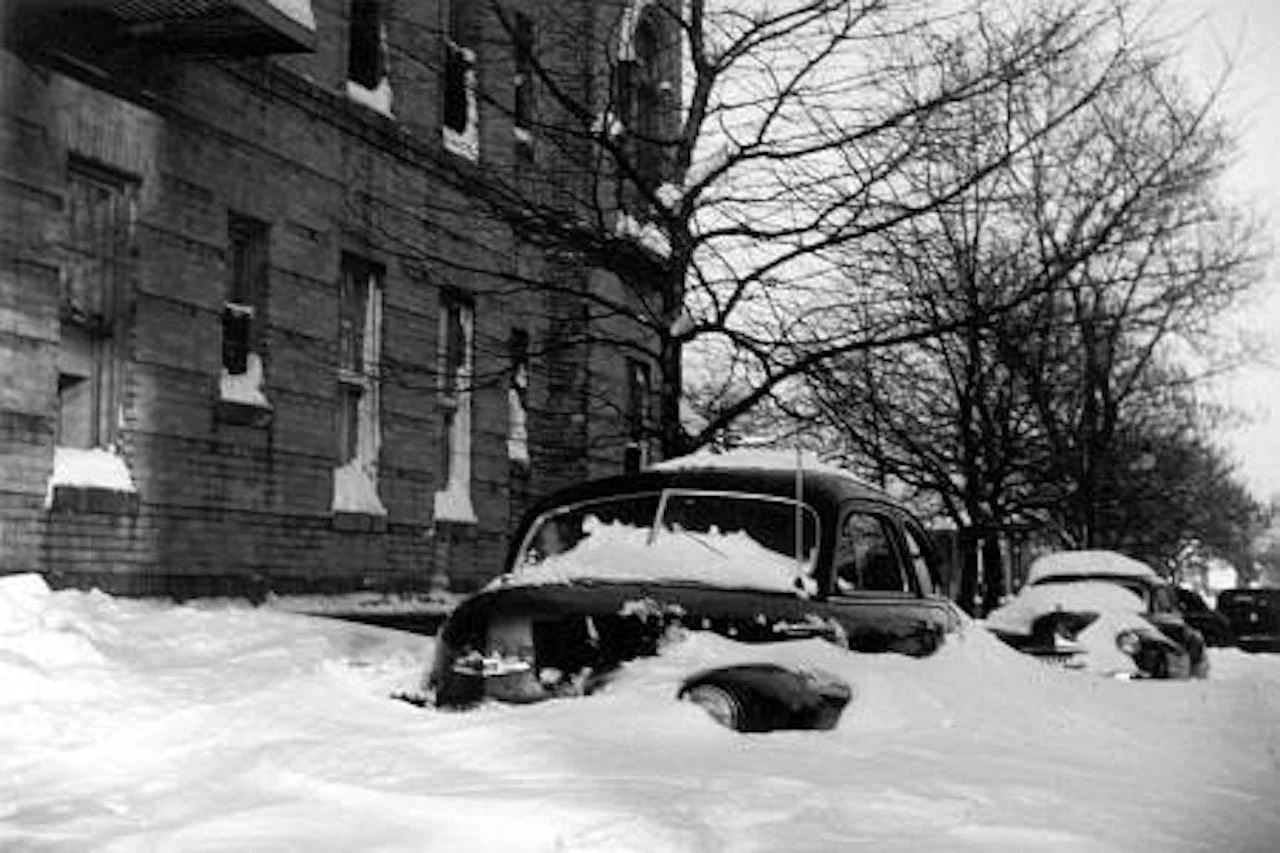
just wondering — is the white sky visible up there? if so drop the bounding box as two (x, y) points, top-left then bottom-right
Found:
(1163, 0), (1280, 501)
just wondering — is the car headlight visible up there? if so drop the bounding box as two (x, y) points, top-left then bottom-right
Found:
(1116, 629), (1142, 656)
(682, 683), (743, 730)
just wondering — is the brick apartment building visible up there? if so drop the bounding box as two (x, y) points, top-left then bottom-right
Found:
(0, 0), (678, 597)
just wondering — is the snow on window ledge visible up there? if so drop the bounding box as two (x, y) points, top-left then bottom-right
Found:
(332, 459), (387, 517)
(45, 446), (138, 512)
(346, 78), (394, 118)
(219, 352), (272, 410)
(433, 480), (476, 524)
(443, 124), (479, 161)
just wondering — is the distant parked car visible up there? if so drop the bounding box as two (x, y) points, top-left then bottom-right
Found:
(985, 550), (1208, 679)
(420, 450), (966, 732)
(1174, 588), (1234, 647)
(1216, 588), (1280, 653)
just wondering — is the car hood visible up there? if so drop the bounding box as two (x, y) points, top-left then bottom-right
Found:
(985, 581), (1147, 636)
(440, 579), (842, 649)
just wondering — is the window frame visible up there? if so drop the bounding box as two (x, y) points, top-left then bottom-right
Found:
(347, 0), (386, 91)
(58, 159), (136, 450)
(333, 253), (384, 513)
(832, 506), (919, 596)
(442, 0), (479, 159)
(433, 289), (476, 522)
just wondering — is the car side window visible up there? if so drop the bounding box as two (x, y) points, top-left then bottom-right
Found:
(1152, 585), (1178, 614)
(835, 511), (911, 594)
(901, 523), (939, 595)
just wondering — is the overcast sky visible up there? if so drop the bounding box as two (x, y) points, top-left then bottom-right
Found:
(1163, 0), (1280, 501)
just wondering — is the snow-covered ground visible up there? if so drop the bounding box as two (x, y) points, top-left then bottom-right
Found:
(3, 573), (1278, 852)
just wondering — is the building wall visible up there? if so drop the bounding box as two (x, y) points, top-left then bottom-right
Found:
(0, 0), (667, 598)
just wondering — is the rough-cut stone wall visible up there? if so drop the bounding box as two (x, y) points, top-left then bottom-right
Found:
(0, 0), (664, 598)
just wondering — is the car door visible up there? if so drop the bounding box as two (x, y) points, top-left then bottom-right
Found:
(822, 502), (956, 655)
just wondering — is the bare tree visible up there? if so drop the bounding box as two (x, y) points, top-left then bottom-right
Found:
(364, 0), (1158, 461)
(795, 14), (1266, 611)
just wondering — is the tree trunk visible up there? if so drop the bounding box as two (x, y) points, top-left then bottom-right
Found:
(981, 533), (1004, 615)
(957, 526), (980, 616)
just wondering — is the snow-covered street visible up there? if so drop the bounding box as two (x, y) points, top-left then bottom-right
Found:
(3, 573), (1278, 853)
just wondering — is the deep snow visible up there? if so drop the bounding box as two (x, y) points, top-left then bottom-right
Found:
(3, 574), (1279, 852)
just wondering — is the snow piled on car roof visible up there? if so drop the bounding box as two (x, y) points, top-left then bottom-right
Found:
(651, 448), (873, 484)
(1026, 549), (1158, 585)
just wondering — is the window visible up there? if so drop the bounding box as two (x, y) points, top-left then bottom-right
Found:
(333, 254), (384, 516)
(348, 0), (383, 89)
(616, 14), (664, 193)
(902, 524), (941, 595)
(434, 290), (475, 522)
(442, 0), (478, 158)
(347, 0), (392, 115)
(58, 161), (135, 450)
(221, 213), (270, 408)
(507, 328), (530, 466)
(624, 358), (651, 471)
(512, 13), (535, 151)
(835, 512), (912, 594)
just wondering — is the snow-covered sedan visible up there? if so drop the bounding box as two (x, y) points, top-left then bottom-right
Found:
(984, 550), (1208, 679)
(423, 450), (966, 731)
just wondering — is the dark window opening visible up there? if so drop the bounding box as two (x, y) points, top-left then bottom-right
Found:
(443, 1), (475, 134)
(348, 0), (384, 89)
(223, 213), (269, 376)
(513, 13), (535, 131)
(624, 359), (651, 471)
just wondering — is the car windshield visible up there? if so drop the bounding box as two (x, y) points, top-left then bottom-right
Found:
(514, 489), (820, 593)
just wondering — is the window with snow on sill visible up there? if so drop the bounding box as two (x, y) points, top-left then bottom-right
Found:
(45, 446), (137, 508)
(219, 352), (271, 409)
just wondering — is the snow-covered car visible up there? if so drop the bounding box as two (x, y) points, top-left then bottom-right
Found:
(423, 450), (966, 732)
(984, 550), (1208, 679)
(1216, 588), (1280, 653)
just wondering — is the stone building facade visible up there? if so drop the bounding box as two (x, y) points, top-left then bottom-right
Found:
(0, 0), (677, 597)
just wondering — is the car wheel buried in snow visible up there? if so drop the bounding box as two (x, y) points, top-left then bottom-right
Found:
(419, 450), (966, 732)
(679, 664), (854, 732)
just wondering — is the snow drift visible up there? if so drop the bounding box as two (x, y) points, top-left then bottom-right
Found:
(2, 573), (1278, 852)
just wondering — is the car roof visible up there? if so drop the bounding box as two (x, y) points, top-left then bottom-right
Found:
(1026, 550), (1158, 586)
(521, 457), (895, 523)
